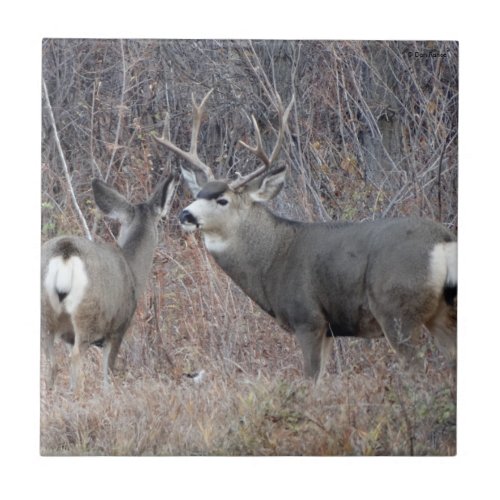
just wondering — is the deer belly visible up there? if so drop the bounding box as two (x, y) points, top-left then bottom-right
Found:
(325, 306), (383, 339)
(326, 320), (356, 337)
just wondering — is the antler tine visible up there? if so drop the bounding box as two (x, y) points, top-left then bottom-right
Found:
(230, 93), (295, 190)
(189, 89), (213, 158)
(238, 115), (270, 167)
(153, 89), (215, 181)
(269, 93), (295, 165)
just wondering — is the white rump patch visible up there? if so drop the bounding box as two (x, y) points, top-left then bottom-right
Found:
(428, 241), (457, 293)
(44, 255), (89, 316)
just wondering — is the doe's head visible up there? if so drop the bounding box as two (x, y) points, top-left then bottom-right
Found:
(91, 176), (177, 245)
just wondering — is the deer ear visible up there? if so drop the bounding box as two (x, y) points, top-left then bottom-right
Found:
(181, 166), (203, 197)
(248, 167), (286, 202)
(149, 175), (178, 217)
(92, 179), (134, 223)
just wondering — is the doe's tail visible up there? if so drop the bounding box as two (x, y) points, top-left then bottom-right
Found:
(43, 253), (89, 315)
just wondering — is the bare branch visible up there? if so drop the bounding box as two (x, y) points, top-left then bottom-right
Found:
(42, 78), (92, 241)
(105, 39), (128, 182)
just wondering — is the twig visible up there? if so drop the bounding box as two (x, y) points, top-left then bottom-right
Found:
(304, 412), (332, 436)
(151, 286), (175, 369)
(89, 79), (102, 179)
(42, 78), (92, 241)
(105, 39), (128, 182)
(393, 373), (415, 456)
(437, 135), (450, 222)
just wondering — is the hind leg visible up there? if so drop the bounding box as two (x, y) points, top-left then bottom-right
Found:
(368, 288), (436, 369)
(103, 331), (126, 383)
(70, 327), (90, 393)
(426, 297), (457, 366)
(368, 298), (424, 368)
(43, 331), (56, 389)
(101, 332), (125, 388)
(378, 316), (423, 368)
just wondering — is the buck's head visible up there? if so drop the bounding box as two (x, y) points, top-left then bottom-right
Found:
(153, 89), (293, 244)
(178, 167), (286, 237)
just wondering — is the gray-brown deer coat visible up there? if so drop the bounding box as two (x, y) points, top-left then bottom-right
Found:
(154, 90), (457, 380)
(41, 176), (176, 390)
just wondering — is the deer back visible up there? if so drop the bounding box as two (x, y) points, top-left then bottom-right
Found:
(41, 176), (176, 342)
(153, 89), (457, 379)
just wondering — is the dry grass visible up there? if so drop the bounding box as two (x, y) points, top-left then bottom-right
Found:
(40, 231), (456, 456)
(40, 40), (458, 456)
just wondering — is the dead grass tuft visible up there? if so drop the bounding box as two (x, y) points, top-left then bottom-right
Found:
(40, 234), (456, 456)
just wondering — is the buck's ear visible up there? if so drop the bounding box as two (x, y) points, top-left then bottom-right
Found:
(248, 167), (286, 202)
(149, 175), (178, 217)
(92, 179), (134, 223)
(181, 166), (204, 197)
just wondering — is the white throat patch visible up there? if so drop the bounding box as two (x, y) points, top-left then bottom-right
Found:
(203, 233), (229, 254)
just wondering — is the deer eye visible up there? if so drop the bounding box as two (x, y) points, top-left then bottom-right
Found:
(216, 198), (228, 206)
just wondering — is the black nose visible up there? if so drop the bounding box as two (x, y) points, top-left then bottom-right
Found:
(180, 209), (197, 225)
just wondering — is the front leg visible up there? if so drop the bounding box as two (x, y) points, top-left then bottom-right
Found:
(295, 326), (331, 381)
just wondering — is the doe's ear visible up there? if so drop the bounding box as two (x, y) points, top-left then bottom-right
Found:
(149, 175), (178, 217)
(181, 166), (204, 197)
(248, 166), (287, 202)
(92, 179), (134, 223)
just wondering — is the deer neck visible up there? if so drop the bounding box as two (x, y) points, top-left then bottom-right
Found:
(206, 204), (295, 313)
(119, 216), (157, 298)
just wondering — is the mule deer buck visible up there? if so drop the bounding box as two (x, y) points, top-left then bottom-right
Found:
(41, 176), (176, 390)
(154, 90), (457, 380)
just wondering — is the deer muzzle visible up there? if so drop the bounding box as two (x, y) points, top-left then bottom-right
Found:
(180, 209), (199, 229)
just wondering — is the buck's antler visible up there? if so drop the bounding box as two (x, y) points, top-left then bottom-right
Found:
(153, 89), (215, 181)
(230, 93), (295, 190)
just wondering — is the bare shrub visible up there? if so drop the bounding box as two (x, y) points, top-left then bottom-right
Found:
(41, 39), (457, 455)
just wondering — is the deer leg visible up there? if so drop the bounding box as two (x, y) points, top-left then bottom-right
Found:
(375, 315), (423, 369)
(102, 341), (112, 389)
(69, 328), (90, 393)
(106, 332), (125, 375)
(43, 331), (56, 389)
(425, 297), (457, 366)
(101, 332), (125, 388)
(321, 334), (334, 377)
(295, 327), (330, 380)
(368, 292), (428, 369)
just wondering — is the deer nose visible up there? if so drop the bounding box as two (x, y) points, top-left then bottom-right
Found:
(180, 209), (198, 226)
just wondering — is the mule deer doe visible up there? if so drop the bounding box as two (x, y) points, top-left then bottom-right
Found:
(154, 90), (457, 380)
(41, 176), (176, 390)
